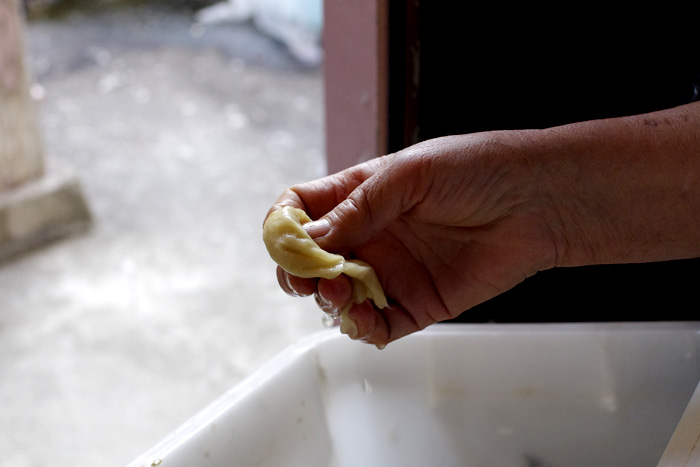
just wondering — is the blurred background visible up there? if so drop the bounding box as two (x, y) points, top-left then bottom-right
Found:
(0, 0), (326, 465)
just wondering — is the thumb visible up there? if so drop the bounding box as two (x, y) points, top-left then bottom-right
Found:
(307, 170), (405, 254)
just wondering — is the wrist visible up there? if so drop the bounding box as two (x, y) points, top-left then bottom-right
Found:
(533, 104), (700, 267)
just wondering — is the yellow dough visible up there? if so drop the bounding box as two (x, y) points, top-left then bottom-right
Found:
(263, 206), (387, 335)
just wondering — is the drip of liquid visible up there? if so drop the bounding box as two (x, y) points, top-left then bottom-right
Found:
(321, 313), (336, 328)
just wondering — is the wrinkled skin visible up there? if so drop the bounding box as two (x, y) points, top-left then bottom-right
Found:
(265, 102), (700, 348)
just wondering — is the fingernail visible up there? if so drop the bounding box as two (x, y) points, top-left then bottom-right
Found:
(283, 271), (303, 298)
(339, 312), (359, 339)
(304, 218), (330, 239)
(314, 290), (333, 313)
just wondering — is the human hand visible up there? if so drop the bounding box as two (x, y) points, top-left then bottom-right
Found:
(266, 132), (560, 347)
(266, 102), (700, 347)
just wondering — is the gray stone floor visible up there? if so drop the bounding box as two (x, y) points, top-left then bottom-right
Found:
(0, 5), (326, 466)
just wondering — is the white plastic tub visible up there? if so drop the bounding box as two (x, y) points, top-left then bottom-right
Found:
(128, 323), (700, 467)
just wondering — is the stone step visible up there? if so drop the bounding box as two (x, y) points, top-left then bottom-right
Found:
(0, 162), (91, 262)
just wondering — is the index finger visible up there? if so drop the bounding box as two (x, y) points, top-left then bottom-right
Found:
(263, 187), (306, 227)
(266, 159), (382, 224)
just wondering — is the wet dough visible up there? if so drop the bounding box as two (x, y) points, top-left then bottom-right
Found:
(263, 206), (388, 332)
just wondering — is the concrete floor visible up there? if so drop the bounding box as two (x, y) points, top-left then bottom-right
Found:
(0, 5), (326, 466)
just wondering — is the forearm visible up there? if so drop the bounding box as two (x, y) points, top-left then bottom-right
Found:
(533, 102), (700, 267)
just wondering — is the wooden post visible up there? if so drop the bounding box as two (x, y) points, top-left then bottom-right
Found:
(0, 0), (44, 190)
(323, 0), (389, 174)
(0, 0), (91, 261)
